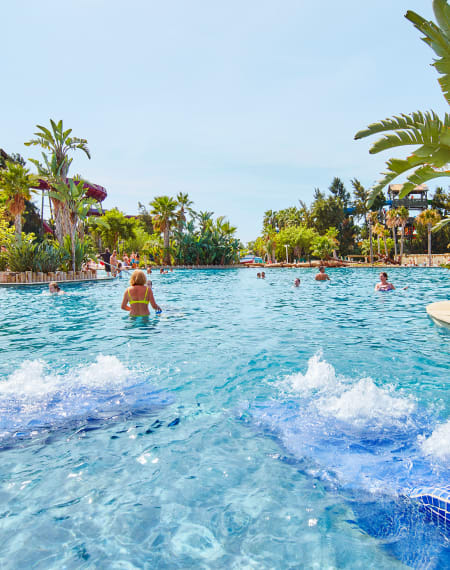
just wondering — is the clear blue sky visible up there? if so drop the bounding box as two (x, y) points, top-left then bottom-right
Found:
(1, 0), (447, 241)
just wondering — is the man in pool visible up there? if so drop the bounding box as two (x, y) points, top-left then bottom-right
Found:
(261, 271), (266, 279)
(315, 266), (330, 281)
(294, 278), (300, 287)
(98, 248), (112, 276)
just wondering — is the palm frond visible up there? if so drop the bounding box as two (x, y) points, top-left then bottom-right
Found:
(405, 2), (450, 104)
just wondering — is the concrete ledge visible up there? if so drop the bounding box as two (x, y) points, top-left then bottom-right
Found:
(0, 277), (115, 288)
(426, 301), (450, 327)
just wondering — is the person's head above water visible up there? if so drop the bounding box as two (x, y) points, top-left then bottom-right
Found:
(380, 272), (388, 282)
(130, 269), (147, 286)
(257, 273), (261, 278)
(294, 278), (300, 287)
(49, 281), (61, 293)
(261, 272), (266, 279)
(319, 266), (326, 273)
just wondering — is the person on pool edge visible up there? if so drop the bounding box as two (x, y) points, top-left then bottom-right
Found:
(121, 270), (162, 316)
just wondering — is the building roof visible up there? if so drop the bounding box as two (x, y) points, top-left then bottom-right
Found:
(388, 184), (428, 194)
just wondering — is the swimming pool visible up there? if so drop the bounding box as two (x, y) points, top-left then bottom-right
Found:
(0, 268), (448, 568)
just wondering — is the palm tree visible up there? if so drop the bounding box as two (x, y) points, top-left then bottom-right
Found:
(25, 119), (90, 243)
(197, 210), (214, 233)
(355, 1), (450, 204)
(0, 161), (36, 240)
(415, 209), (442, 266)
(49, 178), (98, 272)
(397, 206), (410, 264)
(150, 196), (178, 264)
(175, 192), (194, 232)
(385, 209), (399, 258)
(367, 211), (378, 264)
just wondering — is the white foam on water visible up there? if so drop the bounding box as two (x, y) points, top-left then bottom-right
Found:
(319, 377), (415, 427)
(251, 353), (450, 496)
(284, 352), (415, 428)
(0, 355), (168, 438)
(0, 355), (130, 401)
(284, 352), (336, 394)
(419, 420), (450, 460)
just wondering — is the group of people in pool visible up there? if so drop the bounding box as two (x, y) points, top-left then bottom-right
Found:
(48, 267), (402, 316)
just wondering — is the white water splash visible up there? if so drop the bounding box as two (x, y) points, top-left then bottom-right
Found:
(0, 355), (130, 401)
(284, 352), (415, 428)
(419, 420), (450, 460)
(0, 355), (169, 439)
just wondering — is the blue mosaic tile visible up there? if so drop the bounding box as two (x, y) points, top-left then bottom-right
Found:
(410, 485), (450, 525)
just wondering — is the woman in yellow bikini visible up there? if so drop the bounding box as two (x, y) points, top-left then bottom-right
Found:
(121, 270), (161, 316)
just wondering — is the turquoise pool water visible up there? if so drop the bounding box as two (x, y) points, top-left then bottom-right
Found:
(0, 268), (449, 568)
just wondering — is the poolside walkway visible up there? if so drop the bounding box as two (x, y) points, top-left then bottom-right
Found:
(426, 301), (450, 327)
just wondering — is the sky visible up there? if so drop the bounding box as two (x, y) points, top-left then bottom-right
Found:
(1, 0), (448, 242)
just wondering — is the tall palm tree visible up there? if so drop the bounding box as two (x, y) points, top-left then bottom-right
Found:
(150, 196), (178, 264)
(367, 211), (378, 264)
(49, 178), (98, 272)
(355, 0), (450, 204)
(385, 209), (400, 258)
(0, 161), (36, 240)
(176, 192), (194, 232)
(25, 119), (90, 243)
(415, 208), (442, 266)
(397, 206), (410, 264)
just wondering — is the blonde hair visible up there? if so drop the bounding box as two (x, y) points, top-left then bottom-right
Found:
(130, 269), (147, 286)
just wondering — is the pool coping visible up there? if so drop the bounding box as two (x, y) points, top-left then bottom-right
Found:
(426, 301), (450, 327)
(0, 277), (115, 288)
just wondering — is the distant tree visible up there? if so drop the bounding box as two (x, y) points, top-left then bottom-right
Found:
(25, 119), (90, 243)
(0, 161), (36, 239)
(351, 178), (371, 224)
(93, 208), (137, 250)
(150, 196), (178, 264)
(137, 202), (154, 234)
(415, 209), (441, 265)
(385, 209), (400, 258)
(397, 206), (410, 264)
(329, 177), (350, 207)
(176, 192), (194, 231)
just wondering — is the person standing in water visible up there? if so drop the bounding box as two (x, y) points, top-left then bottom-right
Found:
(121, 270), (161, 316)
(98, 248), (112, 276)
(375, 272), (395, 291)
(315, 266), (330, 281)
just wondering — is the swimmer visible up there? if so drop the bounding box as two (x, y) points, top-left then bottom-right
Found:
(117, 262), (123, 278)
(261, 271), (266, 279)
(315, 266), (330, 281)
(49, 281), (65, 294)
(160, 268), (164, 274)
(121, 270), (161, 316)
(375, 272), (395, 291)
(294, 278), (300, 287)
(147, 266), (152, 275)
(257, 273), (261, 279)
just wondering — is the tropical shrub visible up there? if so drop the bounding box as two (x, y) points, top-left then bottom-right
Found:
(62, 235), (94, 271)
(33, 241), (68, 273)
(6, 239), (37, 271)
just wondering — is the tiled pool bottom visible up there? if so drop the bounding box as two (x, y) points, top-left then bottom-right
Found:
(0, 268), (448, 568)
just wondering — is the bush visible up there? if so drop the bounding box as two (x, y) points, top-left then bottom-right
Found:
(62, 235), (95, 271)
(34, 242), (68, 273)
(6, 240), (36, 271)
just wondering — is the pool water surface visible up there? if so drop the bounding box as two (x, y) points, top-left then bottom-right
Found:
(0, 267), (449, 568)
